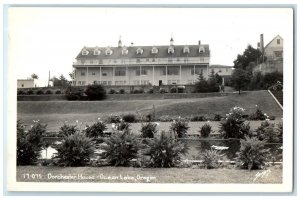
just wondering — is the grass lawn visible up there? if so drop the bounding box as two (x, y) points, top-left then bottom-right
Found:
(17, 166), (282, 184)
(17, 90), (282, 132)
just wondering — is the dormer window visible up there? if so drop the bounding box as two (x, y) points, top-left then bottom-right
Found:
(122, 47), (128, 55)
(183, 47), (190, 54)
(136, 48), (143, 55)
(168, 47), (175, 54)
(82, 49), (89, 55)
(105, 48), (113, 55)
(93, 49), (101, 55)
(151, 47), (158, 54)
(199, 46), (205, 53)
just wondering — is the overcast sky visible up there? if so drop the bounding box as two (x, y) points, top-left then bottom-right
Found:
(8, 7), (292, 81)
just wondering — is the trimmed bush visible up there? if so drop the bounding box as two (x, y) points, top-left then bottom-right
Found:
(17, 121), (46, 165)
(170, 87), (177, 93)
(140, 122), (158, 138)
(158, 115), (174, 122)
(85, 121), (107, 138)
(119, 89), (125, 94)
(159, 88), (167, 93)
(116, 121), (130, 131)
(65, 86), (84, 101)
(105, 115), (122, 123)
(54, 133), (95, 166)
(36, 90), (44, 95)
(108, 89), (116, 94)
(236, 136), (270, 170)
(190, 115), (207, 122)
(249, 107), (268, 120)
(200, 123), (212, 138)
(55, 90), (62, 94)
(214, 114), (222, 121)
(170, 117), (190, 138)
(219, 106), (251, 139)
(58, 124), (79, 137)
(45, 90), (53, 95)
(144, 132), (187, 168)
(147, 88), (154, 93)
(17, 90), (26, 95)
(277, 121), (283, 143)
(26, 90), (34, 95)
(255, 121), (280, 143)
(122, 113), (137, 123)
(102, 131), (140, 166)
(201, 149), (224, 169)
(85, 84), (106, 100)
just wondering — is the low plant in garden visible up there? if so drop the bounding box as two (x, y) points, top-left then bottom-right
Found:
(17, 120), (46, 165)
(102, 131), (141, 166)
(214, 114), (222, 121)
(58, 124), (79, 137)
(255, 121), (280, 143)
(277, 121), (283, 143)
(119, 89), (125, 94)
(108, 89), (116, 94)
(170, 117), (190, 138)
(55, 90), (62, 94)
(200, 149), (224, 169)
(105, 115), (122, 123)
(144, 131), (188, 168)
(190, 115), (207, 122)
(122, 113), (137, 123)
(54, 133), (95, 166)
(249, 106), (268, 120)
(85, 84), (106, 100)
(26, 90), (34, 95)
(219, 106), (251, 139)
(199, 123), (212, 138)
(236, 136), (270, 170)
(45, 90), (53, 95)
(17, 90), (25, 95)
(158, 115), (174, 122)
(36, 90), (44, 95)
(116, 120), (131, 131)
(85, 121), (107, 138)
(140, 122), (158, 138)
(65, 86), (84, 101)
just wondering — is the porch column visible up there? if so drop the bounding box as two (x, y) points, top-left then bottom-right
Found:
(193, 65), (196, 84)
(207, 64), (209, 79)
(99, 66), (102, 84)
(152, 65), (155, 85)
(166, 65), (168, 85)
(126, 65), (129, 85)
(112, 66), (115, 85)
(179, 65), (182, 84)
(86, 67), (88, 85)
(139, 65), (142, 85)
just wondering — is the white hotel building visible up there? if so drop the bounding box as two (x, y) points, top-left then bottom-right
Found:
(72, 38), (210, 86)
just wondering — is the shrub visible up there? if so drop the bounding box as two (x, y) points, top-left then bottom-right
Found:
(249, 107), (268, 120)
(144, 132), (187, 167)
(219, 106), (251, 139)
(200, 123), (212, 138)
(17, 90), (26, 95)
(236, 136), (270, 170)
(65, 86), (84, 101)
(201, 149), (224, 169)
(169, 118), (190, 138)
(122, 113), (137, 123)
(158, 115), (174, 122)
(55, 90), (62, 94)
(45, 90), (53, 95)
(255, 121), (279, 143)
(17, 121), (46, 165)
(85, 121), (107, 138)
(102, 131), (140, 166)
(58, 124), (79, 137)
(132, 89), (144, 94)
(170, 87), (177, 93)
(214, 114), (222, 121)
(190, 115), (207, 122)
(119, 89), (125, 94)
(26, 90), (34, 95)
(108, 89), (116, 94)
(105, 115), (122, 123)
(147, 88), (154, 93)
(85, 84), (106, 100)
(54, 133), (95, 166)
(177, 86), (185, 93)
(277, 122), (283, 143)
(116, 121), (131, 131)
(36, 90), (44, 95)
(140, 122), (158, 138)
(159, 88), (167, 93)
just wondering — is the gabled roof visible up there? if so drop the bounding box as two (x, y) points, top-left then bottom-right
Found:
(264, 35), (283, 49)
(76, 44), (210, 60)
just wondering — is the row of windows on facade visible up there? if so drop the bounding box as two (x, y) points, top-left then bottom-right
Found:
(81, 46), (205, 56)
(76, 80), (194, 86)
(79, 68), (206, 77)
(77, 57), (204, 64)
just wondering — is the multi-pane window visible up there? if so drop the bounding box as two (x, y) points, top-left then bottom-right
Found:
(168, 47), (175, 54)
(141, 80), (150, 85)
(115, 68), (126, 76)
(277, 39), (281, 44)
(191, 68), (203, 75)
(167, 67), (179, 75)
(102, 72), (107, 76)
(81, 72), (85, 76)
(92, 72), (96, 75)
(136, 69), (147, 76)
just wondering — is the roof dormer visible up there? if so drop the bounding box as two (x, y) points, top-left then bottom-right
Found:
(183, 46), (190, 54)
(105, 47), (113, 55)
(136, 48), (144, 55)
(199, 46), (205, 53)
(168, 46), (175, 54)
(93, 48), (101, 55)
(82, 48), (89, 55)
(151, 47), (158, 54)
(122, 47), (128, 55)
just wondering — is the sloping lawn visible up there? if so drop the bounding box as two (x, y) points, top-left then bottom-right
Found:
(17, 166), (282, 184)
